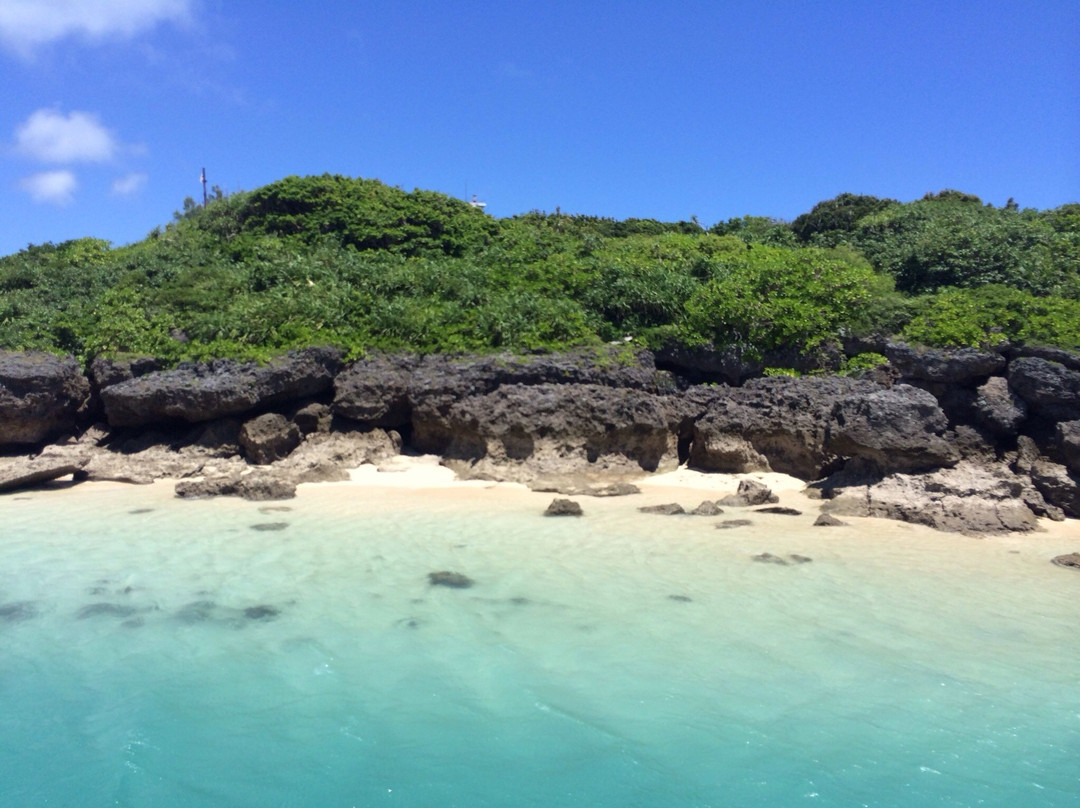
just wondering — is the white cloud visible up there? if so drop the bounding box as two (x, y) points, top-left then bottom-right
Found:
(19, 169), (77, 205)
(14, 108), (117, 163)
(111, 171), (147, 196)
(0, 0), (192, 55)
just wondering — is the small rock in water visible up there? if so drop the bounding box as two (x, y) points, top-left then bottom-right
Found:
(716, 519), (753, 530)
(789, 554), (813, 564)
(128, 508), (154, 514)
(176, 600), (216, 623)
(244, 605), (280, 621)
(667, 594), (693, 603)
(545, 498), (583, 517)
(755, 506), (802, 516)
(259, 505), (293, 513)
(690, 500), (723, 516)
(249, 522), (289, 532)
(813, 513), (847, 527)
(1051, 552), (1080, 570)
(396, 617), (423, 629)
(508, 596), (530, 606)
(751, 552), (790, 565)
(77, 603), (138, 619)
(638, 503), (685, 515)
(0, 601), (38, 623)
(428, 571), (475, 589)
(121, 618), (145, 629)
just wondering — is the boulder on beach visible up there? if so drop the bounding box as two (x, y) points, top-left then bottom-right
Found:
(718, 479), (778, 507)
(545, 498), (583, 516)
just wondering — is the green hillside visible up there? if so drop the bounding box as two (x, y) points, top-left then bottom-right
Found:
(2, 175), (1078, 364)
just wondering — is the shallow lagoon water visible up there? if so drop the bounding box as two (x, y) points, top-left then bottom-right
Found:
(2, 477), (1079, 807)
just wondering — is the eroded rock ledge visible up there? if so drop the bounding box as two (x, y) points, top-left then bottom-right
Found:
(3, 342), (1080, 534)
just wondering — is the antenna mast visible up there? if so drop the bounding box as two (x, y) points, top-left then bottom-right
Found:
(201, 167), (208, 207)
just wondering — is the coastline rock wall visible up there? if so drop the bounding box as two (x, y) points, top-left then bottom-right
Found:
(6, 340), (1080, 534)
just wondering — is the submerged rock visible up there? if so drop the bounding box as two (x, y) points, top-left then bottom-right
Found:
(751, 552), (789, 565)
(1051, 552), (1080, 570)
(789, 554), (813, 564)
(689, 500), (723, 516)
(638, 503), (685, 515)
(0, 601), (38, 622)
(243, 605), (281, 621)
(249, 522), (289, 531)
(76, 603), (138, 619)
(716, 519), (753, 530)
(667, 594), (693, 603)
(813, 513), (847, 527)
(428, 571), (474, 589)
(175, 601), (216, 623)
(755, 506), (802, 516)
(545, 498), (583, 516)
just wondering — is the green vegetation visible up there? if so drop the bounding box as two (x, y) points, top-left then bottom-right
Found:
(1, 174), (1077, 365)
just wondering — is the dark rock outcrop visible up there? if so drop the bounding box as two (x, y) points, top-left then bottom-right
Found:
(0, 352), (89, 446)
(101, 347), (342, 428)
(813, 513), (847, 527)
(884, 343), (1005, 385)
(239, 413), (301, 465)
(826, 385), (959, 473)
(975, 376), (1028, 437)
(1008, 357), (1080, 422)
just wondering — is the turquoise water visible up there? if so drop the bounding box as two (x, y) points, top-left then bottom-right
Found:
(1, 480), (1079, 807)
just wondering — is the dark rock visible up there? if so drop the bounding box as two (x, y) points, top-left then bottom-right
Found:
(884, 342), (1005, 385)
(0, 352), (90, 446)
(975, 376), (1027, 437)
(688, 376), (884, 479)
(716, 519), (753, 529)
(1051, 552), (1080, 570)
(243, 605), (280, 620)
(1029, 460), (1080, 518)
(249, 522), (289, 532)
(1056, 421), (1080, 474)
(1008, 357), (1080, 421)
(101, 346), (342, 428)
(690, 500), (723, 516)
(334, 348), (672, 429)
(545, 498), (583, 516)
(667, 594), (693, 602)
(293, 402), (332, 434)
(89, 355), (162, 390)
(755, 506), (802, 515)
(789, 554), (813, 564)
(826, 385), (959, 473)
(239, 413), (301, 464)
(0, 601), (38, 622)
(717, 479), (778, 507)
(415, 382), (679, 480)
(638, 503), (685, 515)
(751, 552), (789, 565)
(1007, 345), (1080, 372)
(428, 571), (474, 588)
(813, 513), (847, 527)
(76, 603), (137, 619)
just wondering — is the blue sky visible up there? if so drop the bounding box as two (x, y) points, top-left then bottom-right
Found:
(1, 1), (1077, 256)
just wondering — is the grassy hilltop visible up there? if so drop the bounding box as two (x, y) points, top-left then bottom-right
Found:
(1, 174), (1078, 365)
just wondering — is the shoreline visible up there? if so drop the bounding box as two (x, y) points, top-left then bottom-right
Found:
(15, 455), (1080, 571)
